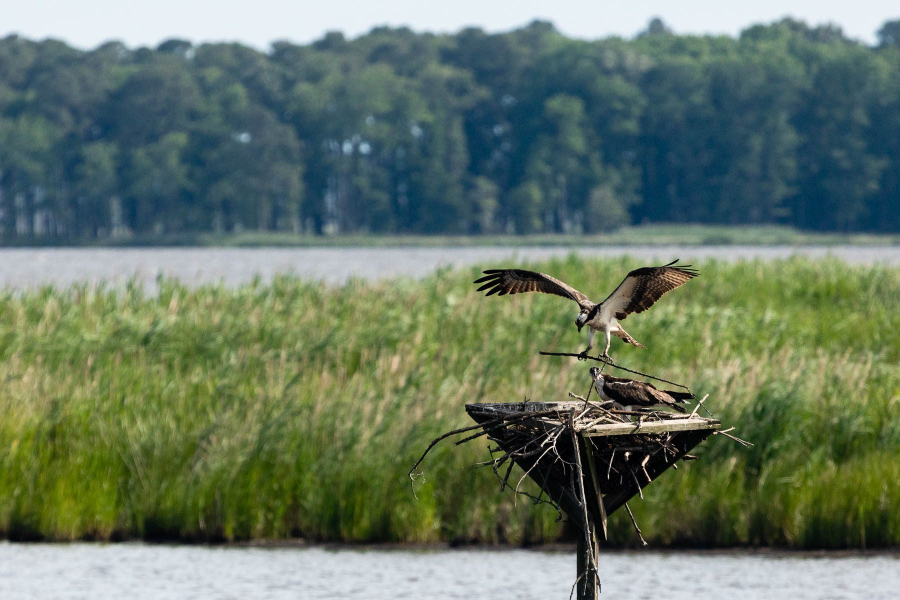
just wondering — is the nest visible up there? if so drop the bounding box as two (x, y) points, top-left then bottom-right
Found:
(409, 395), (740, 531)
(408, 356), (751, 598)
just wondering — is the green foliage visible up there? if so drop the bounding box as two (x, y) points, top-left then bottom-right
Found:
(877, 20), (900, 48)
(0, 258), (898, 548)
(507, 182), (544, 233)
(586, 184), (631, 232)
(2, 19), (900, 241)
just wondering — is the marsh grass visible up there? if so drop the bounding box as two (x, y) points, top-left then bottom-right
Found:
(0, 257), (898, 547)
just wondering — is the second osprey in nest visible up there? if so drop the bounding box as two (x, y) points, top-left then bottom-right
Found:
(474, 259), (698, 358)
(589, 367), (693, 413)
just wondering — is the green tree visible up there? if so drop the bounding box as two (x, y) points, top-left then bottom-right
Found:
(506, 181), (543, 233)
(199, 108), (303, 233)
(878, 20), (900, 48)
(71, 141), (119, 238)
(524, 94), (597, 232)
(103, 57), (200, 147)
(468, 176), (500, 234)
(125, 132), (190, 234)
(0, 115), (60, 239)
(586, 183), (631, 232)
(792, 47), (887, 230)
(3, 23), (900, 241)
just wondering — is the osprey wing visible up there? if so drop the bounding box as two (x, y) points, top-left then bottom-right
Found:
(604, 376), (687, 412)
(601, 378), (657, 408)
(474, 269), (591, 308)
(599, 259), (698, 321)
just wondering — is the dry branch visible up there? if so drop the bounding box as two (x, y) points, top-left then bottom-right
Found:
(539, 350), (693, 391)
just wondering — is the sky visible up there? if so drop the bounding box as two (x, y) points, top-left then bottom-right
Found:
(3, 0), (899, 50)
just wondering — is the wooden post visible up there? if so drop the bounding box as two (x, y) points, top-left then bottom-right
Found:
(582, 435), (608, 540)
(576, 519), (599, 599)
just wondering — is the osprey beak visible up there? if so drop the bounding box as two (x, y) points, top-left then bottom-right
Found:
(576, 322), (584, 332)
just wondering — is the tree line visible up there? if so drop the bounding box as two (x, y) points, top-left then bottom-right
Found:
(2, 18), (900, 241)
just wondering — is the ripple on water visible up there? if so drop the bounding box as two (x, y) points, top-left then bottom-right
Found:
(0, 544), (898, 600)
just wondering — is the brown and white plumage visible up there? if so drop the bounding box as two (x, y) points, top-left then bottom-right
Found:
(597, 261), (698, 322)
(474, 269), (592, 306)
(474, 259), (698, 357)
(589, 367), (692, 413)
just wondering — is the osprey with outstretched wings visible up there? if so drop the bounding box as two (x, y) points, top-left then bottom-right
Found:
(474, 259), (698, 357)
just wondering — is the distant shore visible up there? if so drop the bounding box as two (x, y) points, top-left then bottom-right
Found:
(3, 225), (900, 249)
(4, 244), (900, 290)
(3, 538), (898, 556)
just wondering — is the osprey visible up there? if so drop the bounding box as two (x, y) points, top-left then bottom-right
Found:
(474, 259), (698, 358)
(589, 367), (693, 413)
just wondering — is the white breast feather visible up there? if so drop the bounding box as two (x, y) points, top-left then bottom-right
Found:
(599, 276), (638, 323)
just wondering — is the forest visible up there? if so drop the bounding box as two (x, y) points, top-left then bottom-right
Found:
(1, 17), (900, 242)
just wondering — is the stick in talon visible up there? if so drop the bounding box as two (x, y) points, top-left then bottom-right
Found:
(539, 349), (693, 393)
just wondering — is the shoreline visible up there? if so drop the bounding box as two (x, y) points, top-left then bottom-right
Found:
(1, 224), (899, 249)
(3, 538), (899, 557)
(3, 244), (900, 291)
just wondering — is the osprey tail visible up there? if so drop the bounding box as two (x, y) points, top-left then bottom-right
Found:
(655, 389), (693, 412)
(666, 391), (694, 403)
(614, 329), (645, 349)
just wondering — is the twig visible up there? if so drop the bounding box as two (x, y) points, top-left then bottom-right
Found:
(514, 427), (565, 494)
(407, 420), (499, 495)
(624, 502), (648, 546)
(628, 463), (644, 500)
(715, 429), (754, 448)
(499, 456), (515, 492)
(569, 572), (586, 600)
(408, 409), (563, 494)
(689, 394), (710, 418)
(452, 409), (560, 445)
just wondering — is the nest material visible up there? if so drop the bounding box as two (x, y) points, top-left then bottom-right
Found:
(407, 347), (758, 600)
(407, 367), (752, 599)
(464, 400), (722, 535)
(409, 396), (733, 537)
(408, 397), (731, 598)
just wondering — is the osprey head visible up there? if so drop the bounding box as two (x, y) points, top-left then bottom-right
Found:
(589, 366), (602, 381)
(576, 309), (589, 332)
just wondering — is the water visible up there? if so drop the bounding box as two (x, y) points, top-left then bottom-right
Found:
(0, 544), (896, 599)
(2, 245), (900, 290)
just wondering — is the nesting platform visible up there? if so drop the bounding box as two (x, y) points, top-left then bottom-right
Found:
(466, 401), (720, 530)
(465, 400), (721, 598)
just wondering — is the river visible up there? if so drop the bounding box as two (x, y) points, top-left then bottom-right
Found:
(0, 543), (896, 599)
(2, 245), (900, 289)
